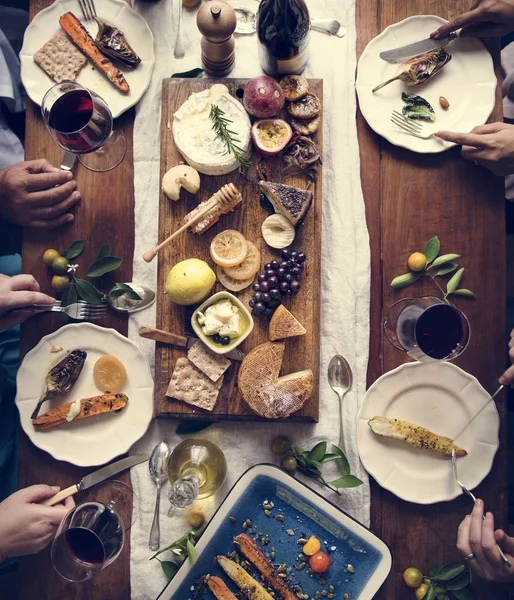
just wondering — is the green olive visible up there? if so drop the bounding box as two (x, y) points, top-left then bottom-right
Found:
(281, 455), (297, 473)
(271, 435), (292, 456)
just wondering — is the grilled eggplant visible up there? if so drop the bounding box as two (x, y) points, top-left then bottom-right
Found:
(94, 18), (141, 67)
(31, 349), (87, 420)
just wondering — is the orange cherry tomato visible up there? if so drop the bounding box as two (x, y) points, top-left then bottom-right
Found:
(309, 551), (331, 573)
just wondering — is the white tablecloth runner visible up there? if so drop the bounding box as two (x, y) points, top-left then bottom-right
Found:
(128, 1), (370, 598)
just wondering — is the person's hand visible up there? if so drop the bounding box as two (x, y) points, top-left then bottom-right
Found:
(0, 273), (55, 330)
(435, 123), (514, 176)
(0, 159), (81, 229)
(456, 499), (514, 582)
(432, 0), (514, 39)
(499, 328), (514, 384)
(0, 485), (75, 561)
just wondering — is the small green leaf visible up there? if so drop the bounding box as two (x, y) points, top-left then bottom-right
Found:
(435, 592), (450, 600)
(75, 278), (104, 304)
(108, 288), (127, 299)
(332, 444), (351, 476)
(435, 563), (465, 581)
(97, 243), (112, 260)
(61, 283), (77, 307)
(452, 589), (473, 600)
(161, 561), (179, 580)
(446, 571), (470, 591)
(62, 240), (86, 260)
(436, 263), (458, 276)
(309, 441), (327, 462)
(424, 236), (440, 264)
(87, 256), (123, 278)
(425, 587), (436, 600)
(430, 564), (443, 578)
(390, 272), (421, 289)
(431, 253), (461, 268)
(176, 421), (215, 435)
(446, 268), (464, 295)
(320, 453), (340, 463)
(452, 289), (475, 299)
(187, 538), (198, 565)
(172, 67), (204, 78)
(330, 475), (363, 488)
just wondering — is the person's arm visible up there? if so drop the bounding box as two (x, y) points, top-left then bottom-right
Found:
(0, 159), (80, 229)
(0, 485), (74, 560)
(432, 0), (514, 39)
(0, 273), (54, 330)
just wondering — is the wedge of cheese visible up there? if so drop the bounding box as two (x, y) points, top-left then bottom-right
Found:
(172, 84), (251, 176)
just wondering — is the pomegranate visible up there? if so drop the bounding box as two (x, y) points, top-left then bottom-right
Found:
(251, 119), (292, 156)
(243, 76), (285, 118)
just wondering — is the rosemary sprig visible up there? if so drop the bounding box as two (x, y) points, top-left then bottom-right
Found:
(209, 104), (251, 170)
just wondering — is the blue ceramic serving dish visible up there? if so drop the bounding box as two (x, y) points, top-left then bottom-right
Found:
(159, 464), (391, 600)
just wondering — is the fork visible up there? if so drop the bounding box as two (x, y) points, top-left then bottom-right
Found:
(390, 110), (433, 140)
(451, 449), (511, 566)
(78, 0), (97, 21)
(16, 301), (107, 321)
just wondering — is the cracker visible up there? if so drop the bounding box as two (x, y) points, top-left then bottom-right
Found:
(187, 341), (231, 382)
(33, 31), (87, 83)
(166, 357), (222, 411)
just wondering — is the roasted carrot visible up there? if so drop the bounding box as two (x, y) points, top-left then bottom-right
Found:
(206, 576), (238, 600)
(33, 393), (128, 430)
(59, 12), (130, 93)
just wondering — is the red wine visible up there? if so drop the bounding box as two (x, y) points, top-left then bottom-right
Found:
(257, 0), (310, 76)
(415, 304), (464, 360)
(65, 528), (104, 564)
(48, 89), (112, 154)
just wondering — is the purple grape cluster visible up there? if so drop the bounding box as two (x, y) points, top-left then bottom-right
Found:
(249, 248), (306, 319)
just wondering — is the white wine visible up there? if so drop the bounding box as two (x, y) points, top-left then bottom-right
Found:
(168, 438), (227, 501)
(257, 0), (310, 76)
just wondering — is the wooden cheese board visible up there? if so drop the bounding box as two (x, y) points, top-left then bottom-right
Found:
(154, 78), (322, 422)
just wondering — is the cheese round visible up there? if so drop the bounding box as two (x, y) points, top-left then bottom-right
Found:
(172, 84), (251, 176)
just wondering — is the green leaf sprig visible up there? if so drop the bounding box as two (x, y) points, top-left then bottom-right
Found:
(411, 562), (473, 600)
(172, 67), (204, 78)
(390, 236), (475, 300)
(150, 526), (205, 580)
(289, 442), (363, 496)
(209, 104), (251, 170)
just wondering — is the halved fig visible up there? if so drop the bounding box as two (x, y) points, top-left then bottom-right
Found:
(291, 115), (321, 135)
(279, 75), (309, 101)
(251, 119), (293, 156)
(287, 93), (321, 120)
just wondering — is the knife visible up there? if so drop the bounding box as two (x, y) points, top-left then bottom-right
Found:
(379, 30), (461, 63)
(452, 384), (504, 443)
(138, 326), (245, 361)
(40, 453), (149, 507)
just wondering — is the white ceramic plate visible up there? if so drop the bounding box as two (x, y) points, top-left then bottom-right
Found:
(356, 15), (497, 153)
(357, 362), (499, 504)
(20, 0), (155, 119)
(15, 323), (154, 467)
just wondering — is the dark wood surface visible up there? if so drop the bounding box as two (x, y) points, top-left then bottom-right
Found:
(357, 2), (508, 599)
(154, 78), (322, 422)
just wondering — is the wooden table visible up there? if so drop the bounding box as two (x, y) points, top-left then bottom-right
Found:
(6, 0), (507, 598)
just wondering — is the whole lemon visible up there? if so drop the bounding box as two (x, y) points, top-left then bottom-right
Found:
(403, 567), (423, 588)
(166, 259), (215, 305)
(407, 252), (427, 272)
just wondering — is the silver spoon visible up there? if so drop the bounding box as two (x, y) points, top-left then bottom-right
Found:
(107, 283), (156, 314)
(149, 442), (172, 551)
(328, 355), (353, 451)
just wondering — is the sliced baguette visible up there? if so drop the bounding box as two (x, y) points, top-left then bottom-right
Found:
(33, 393), (128, 430)
(368, 416), (466, 457)
(206, 576), (237, 600)
(234, 534), (297, 600)
(217, 556), (274, 600)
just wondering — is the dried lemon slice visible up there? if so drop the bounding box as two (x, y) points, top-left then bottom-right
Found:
(216, 265), (255, 292)
(93, 355), (127, 393)
(223, 241), (261, 281)
(210, 230), (248, 268)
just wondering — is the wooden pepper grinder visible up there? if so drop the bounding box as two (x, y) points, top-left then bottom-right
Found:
(197, 0), (237, 77)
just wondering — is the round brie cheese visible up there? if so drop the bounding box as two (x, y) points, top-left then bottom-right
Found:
(172, 84), (251, 176)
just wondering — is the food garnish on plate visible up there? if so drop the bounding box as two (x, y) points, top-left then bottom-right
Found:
(368, 416), (467, 457)
(33, 393), (128, 430)
(93, 355), (127, 393)
(259, 181), (312, 226)
(206, 575), (237, 600)
(372, 47), (451, 93)
(33, 31), (87, 83)
(94, 18), (141, 67)
(167, 357), (223, 411)
(401, 92), (436, 122)
(269, 305), (306, 341)
(59, 12), (130, 93)
(217, 556), (275, 600)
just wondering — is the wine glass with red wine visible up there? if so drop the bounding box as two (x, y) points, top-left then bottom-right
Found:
(384, 296), (470, 362)
(41, 81), (126, 172)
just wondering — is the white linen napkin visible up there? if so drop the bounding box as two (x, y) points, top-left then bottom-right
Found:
(129, 1), (370, 598)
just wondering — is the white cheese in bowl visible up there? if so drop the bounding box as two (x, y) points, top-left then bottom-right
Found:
(197, 299), (241, 339)
(172, 84), (251, 176)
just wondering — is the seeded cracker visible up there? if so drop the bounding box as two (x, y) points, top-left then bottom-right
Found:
(187, 340), (231, 382)
(33, 31), (87, 83)
(167, 357), (223, 411)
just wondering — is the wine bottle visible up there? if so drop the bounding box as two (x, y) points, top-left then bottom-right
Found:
(257, 0), (310, 76)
